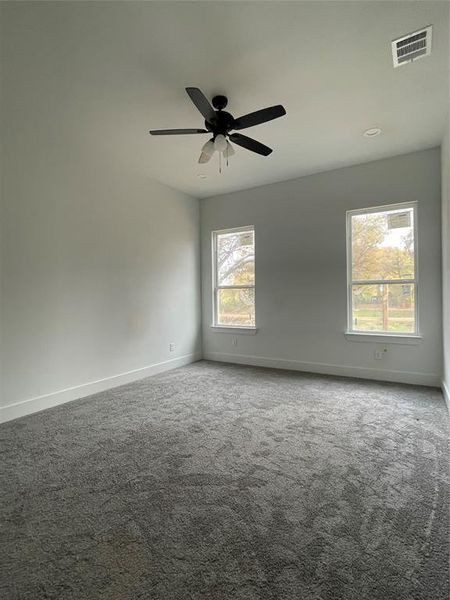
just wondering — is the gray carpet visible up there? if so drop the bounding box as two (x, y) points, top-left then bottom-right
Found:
(1, 360), (449, 600)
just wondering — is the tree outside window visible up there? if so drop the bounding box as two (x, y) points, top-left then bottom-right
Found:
(348, 204), (417, 334)
(213, 227), (255, 327)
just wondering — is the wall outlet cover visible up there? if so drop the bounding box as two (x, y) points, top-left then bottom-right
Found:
(374, 348), (387, 360)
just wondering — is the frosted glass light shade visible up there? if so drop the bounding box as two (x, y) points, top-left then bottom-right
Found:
(198, 152), (211, 164)
(224, 141), (235, 158)
(201, 139), (215, 157)
(214, 134), (227, 152)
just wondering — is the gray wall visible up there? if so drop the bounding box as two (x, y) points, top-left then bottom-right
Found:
(0, 6), (201, 418)
(442, 126), (450, 404)
(201, 148), (442, 386)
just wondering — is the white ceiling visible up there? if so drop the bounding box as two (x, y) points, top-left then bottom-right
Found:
(4, 1), (449, 199)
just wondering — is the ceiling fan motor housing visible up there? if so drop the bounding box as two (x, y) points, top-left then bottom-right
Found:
(212, 95), (228, 110)
(205, 109), (235, 137)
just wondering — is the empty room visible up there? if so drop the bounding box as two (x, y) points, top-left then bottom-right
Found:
(1, 1), (449, 599)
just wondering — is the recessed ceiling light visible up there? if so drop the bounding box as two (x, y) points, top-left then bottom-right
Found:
(197, 174), (207, 179)
(363, 128), (382, 138)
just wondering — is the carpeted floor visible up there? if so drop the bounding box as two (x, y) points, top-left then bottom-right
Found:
(1, 360), (449, 600)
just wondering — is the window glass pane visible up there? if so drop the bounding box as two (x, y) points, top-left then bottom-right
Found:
(351, 207), (414, 281)
(352, 283), (415, 333)
(217, 230), (254, 286)
(217, 288), (255, 326)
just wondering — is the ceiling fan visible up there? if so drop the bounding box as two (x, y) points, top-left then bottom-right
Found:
(149, 87), (286, 164)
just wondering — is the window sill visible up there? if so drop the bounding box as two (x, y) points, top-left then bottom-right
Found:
(344, 332), (422, 345)
(211, 326), (258, 335)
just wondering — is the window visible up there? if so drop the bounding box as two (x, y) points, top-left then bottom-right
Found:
(347, 203), (417, 335)
(212, 226), (255, 327)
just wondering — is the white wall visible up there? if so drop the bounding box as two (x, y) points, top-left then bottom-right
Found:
(442, 4), (450, 407)
(201, 149), (442, 386)
(442, 124), (450, 407)
(0, 6), (202, 422)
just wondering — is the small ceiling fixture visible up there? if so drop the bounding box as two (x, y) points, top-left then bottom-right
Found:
(391, 26), (432, 68)
(197, 174), (207, 179)
(149, 87), (286, 172)
(363, 128), (381, 138)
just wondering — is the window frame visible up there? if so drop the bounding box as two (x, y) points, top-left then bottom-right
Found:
(211, 225), (256, 330)
(346, 202), (419, 337)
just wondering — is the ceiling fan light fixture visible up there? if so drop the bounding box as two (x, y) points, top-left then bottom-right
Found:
(198, 152), (210, 164)
(201, 139), (216, 157)
(214, 134), (227, 152)
(224, 141), (235, 158)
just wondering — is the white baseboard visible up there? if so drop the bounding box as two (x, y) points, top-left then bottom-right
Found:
(0, 353), (201, 424)
(2, 351), (442, 424)
(442, 380), (450, 412)
(204, 351), (441, 387)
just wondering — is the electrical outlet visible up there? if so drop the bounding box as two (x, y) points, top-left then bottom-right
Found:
(374, 347), (387, 360)
(232, 336), (238, 346)
(169, 342), (175, 352)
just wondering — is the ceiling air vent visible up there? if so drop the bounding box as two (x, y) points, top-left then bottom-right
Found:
(391, 26), (432, 67)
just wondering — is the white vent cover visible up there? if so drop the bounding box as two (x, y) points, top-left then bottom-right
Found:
(391, 26), (432, 67)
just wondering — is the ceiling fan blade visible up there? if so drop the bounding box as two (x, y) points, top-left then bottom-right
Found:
(198, 152), (212, 164)
(149, 128), (208, 135)
(185, 88), (216, 122)
(233, 105), (286, 131)
(229, 133), (273, 156)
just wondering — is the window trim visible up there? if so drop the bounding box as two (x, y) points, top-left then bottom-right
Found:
(346, 201), (419, 337)
(211, 225), (256, 330)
